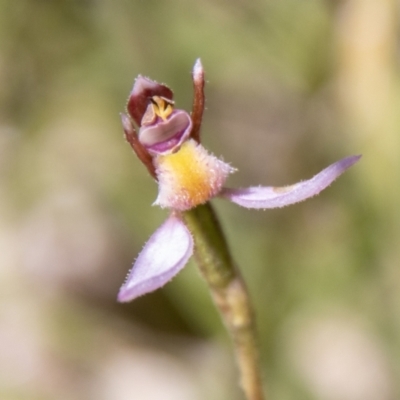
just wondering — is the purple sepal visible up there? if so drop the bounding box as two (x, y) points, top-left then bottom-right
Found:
(118, 214), (193, 302)
(220, 155), (361, 209)
(127, 76), (173, 126)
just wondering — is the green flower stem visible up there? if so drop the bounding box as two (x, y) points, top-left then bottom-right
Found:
(184, 203), (265, 400)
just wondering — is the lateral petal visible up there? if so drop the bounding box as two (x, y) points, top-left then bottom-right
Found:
(118, 214), (193, 302)
(219, 155), (361, 209)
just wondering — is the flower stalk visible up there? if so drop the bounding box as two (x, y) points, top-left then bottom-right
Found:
(184, 203), (265, 400)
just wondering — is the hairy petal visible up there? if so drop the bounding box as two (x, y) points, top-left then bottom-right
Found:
(118, 214), (193, 302)
(154, 139), (236, 211)
(220, 155), (361, 209)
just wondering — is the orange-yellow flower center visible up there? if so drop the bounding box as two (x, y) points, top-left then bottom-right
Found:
(141, 96), (175, 126)
(151, 96), (174, 120)
(154, 139), (235, 211)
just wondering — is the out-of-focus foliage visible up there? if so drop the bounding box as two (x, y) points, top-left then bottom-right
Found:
(0, 1), (399, 399)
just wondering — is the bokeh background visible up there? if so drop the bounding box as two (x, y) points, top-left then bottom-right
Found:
(1, 1), (399, 399)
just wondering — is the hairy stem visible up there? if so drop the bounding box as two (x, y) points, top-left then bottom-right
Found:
(184, 203), (265, 400)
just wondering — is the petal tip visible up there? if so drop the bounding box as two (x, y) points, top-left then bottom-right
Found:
(193, 59), (204, 81)
(342, 154), (362, 167)
(117, 289), (131, 303)
(117, 285), (141, 303)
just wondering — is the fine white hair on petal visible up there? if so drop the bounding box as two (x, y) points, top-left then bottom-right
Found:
(154, 139), (236, 211)
(219, 155), (361, 209)
(117, 214), (193, 302)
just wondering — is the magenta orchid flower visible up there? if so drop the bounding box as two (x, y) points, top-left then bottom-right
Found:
(118, 59), (360, 302)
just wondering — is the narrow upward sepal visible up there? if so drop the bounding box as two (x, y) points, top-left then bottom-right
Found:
(118, 213), (194, 302)
(219, 155), (361, 209)
(190, 58), (205, 143)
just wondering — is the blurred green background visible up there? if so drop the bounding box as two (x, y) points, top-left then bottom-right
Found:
(1, 1), (399, 399)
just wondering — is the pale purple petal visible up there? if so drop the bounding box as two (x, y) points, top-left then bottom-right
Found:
(219, 155), (361, 209)
(139, 110), (193, 155)
(118, 214), (193, 302)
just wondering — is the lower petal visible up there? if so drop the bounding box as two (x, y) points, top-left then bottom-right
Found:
(118, 213), (193, 302)
(219, 155), (361, 209)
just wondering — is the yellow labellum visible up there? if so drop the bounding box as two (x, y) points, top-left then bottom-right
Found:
(154, 139), (235, 211)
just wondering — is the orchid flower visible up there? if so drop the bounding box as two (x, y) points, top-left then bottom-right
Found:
(118, 59), (360, 303)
